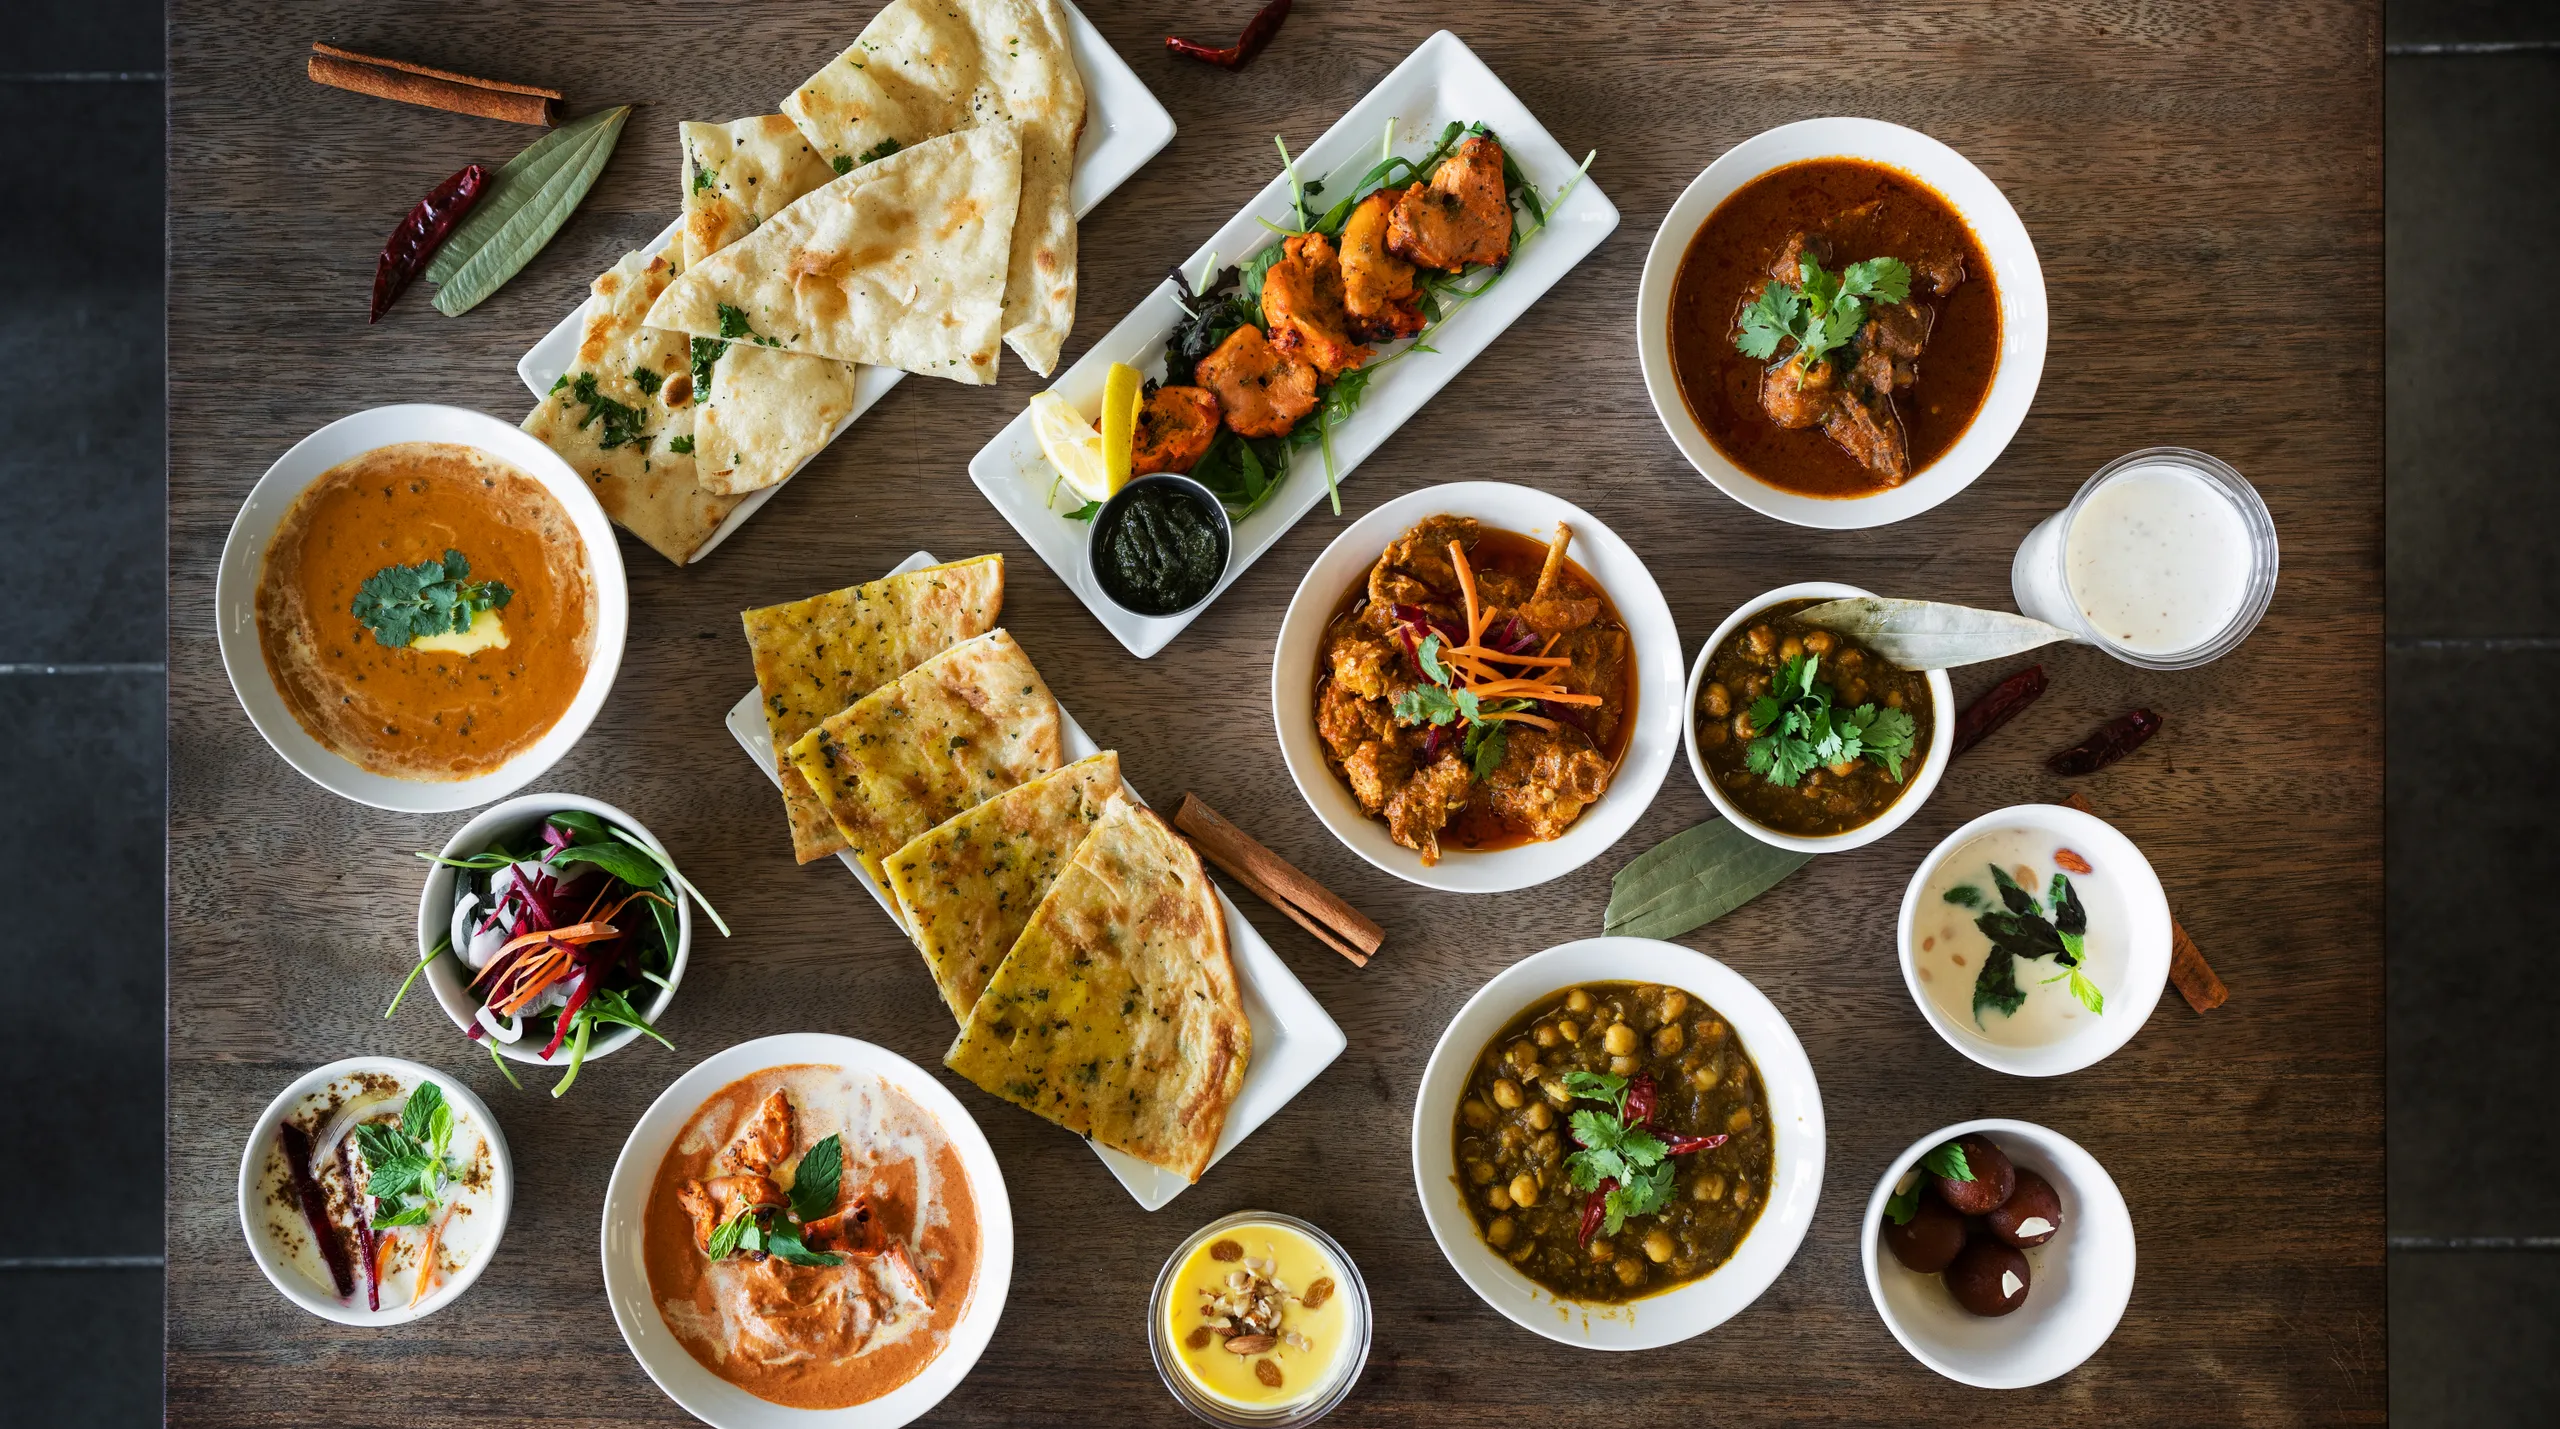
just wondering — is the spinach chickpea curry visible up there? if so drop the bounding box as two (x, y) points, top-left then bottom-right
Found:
(1455, 983), (1773, 1302)
(1315, 515), (1634, 864)
(1698, 598), (1933, 838)
(1668, 158), (2000, 497)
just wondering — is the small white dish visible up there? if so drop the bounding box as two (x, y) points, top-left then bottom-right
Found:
(1271, 482), (1681, 893)
(213, 403), (629, 813)
(237, 1056), (514, 1326)
(1634, 117), (2048, 529)
(968, 29), (1620, 657)
(413, 793), (692, 1076)
(1685, 581), (1954, 855)
(1862, 1118), (2135, 1388)
(515, 0), (1175, 564)
(600, 1033), (1012, 1429)
(1898, 804), (2170, 1076)
(723, 554), (1345, 1211)
(1411, 938), (1823, 1350)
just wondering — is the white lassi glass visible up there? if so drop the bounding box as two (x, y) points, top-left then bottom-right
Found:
(2010, 447), (2277, 671)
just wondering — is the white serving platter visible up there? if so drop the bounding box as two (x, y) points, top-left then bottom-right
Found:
(967, 28), (1620, 658)
(725, 553), (1346, 1211)
(516, 0), (1175, 562)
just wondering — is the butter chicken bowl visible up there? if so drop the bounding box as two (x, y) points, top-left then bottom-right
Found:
(1272, 482), (1682, 894)
(601, 1032), (1011, 1429)
(1412, 938), (1823, 1349)
(215, 403), (628, 813)
(1635, 118), (2048, 529)
(1685, 581), (1954, 855)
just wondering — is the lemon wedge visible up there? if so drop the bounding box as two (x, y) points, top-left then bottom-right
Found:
(1030, 391), (1112, 504)
(1101, 361), (1143, 488)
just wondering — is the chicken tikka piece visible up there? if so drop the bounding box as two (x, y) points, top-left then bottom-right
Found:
(1340, 188), (1425, 340)
(1131, 384), (1220, 474)
(1261, 231), (1372, 379)
(1195, 324), (1319, 438)
(718, 1089), (794, 1176)
(1388, 135), (1515, 272)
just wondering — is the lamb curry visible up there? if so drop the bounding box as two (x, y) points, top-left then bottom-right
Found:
(1315, 516), (1633, 864)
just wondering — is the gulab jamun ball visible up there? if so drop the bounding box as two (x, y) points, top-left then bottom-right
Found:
(1883, 1189), (1966, 1273)
(1987, 1168), (2064, 1249)
(1944, 1236), (2031, 1316)
(1933, 1134), (2016, 1215)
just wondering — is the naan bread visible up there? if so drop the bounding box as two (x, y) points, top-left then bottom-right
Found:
(741, 555), (1004, 863)
(786, 629), (1064, 883)
(945, 799), (1250, 1183)
(643, 125), (1024, 384)
(781, 0), (1087, 375)
(886, 751), (1125, 1023)
(695, 343), (860, 495)
(678, 115), (840, 270)
(522, 251), (740, 566)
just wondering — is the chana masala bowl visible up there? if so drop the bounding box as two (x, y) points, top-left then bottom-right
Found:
(1413, 939), (1823, 1349)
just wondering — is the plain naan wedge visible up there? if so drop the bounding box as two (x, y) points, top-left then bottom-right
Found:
(786, 629), (1064, 882)
(522, 250), (740, 566)
(678, 115), (840, 269)
(781, 0), (1087, 375)
(887, 751), (1125, 1022)
(945, 799), (1249, 1183)
(694, 342), (859, 495)
(741, 555), (1004, 863)
(643, 125), (1023, 383)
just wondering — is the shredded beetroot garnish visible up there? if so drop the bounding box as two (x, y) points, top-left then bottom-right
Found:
(541, 820), (575, 855)
(541, 968), (595, 1060)
(277, 1123), (356, 1298)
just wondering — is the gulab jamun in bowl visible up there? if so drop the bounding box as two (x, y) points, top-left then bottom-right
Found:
(1860, 1118), (2134, 1389)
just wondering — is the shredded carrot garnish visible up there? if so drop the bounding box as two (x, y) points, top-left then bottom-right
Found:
(1449, 541), (1483, 643)
(373, 1231), (396, 1293)
(1469, 680), (1603, 705)
(409, 1208), (448, 1308)
(491, 921), (617, 956)
(1477, 709), (1563, 730)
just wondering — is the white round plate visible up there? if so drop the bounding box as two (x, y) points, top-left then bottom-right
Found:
(1271, 482), (1682, 892)
(414, 793), (691, 1073)
(1898, 804), (2171, 1076)
(1412, 938), (1823, 1349)
(600, 1033), (1013, 1429)
(236, 1056), (514, 1326)
(1635, 117), (2049, 528)
(1862, 1118), (2135, 1387)
(212, 403), (629, 812)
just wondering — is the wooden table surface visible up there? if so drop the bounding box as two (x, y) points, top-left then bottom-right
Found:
(165, 2), (2384, 1423)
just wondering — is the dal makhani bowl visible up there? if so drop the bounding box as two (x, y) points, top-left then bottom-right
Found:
(215, 404), (627, 812)
(1413, 939), (1823, 1349)
(602, 1033), (1011, 1429)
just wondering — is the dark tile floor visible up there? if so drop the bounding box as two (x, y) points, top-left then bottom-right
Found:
(4, 2), (2547, 1424)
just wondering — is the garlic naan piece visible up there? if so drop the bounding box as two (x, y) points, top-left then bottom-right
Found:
(678, 115), (839, 270)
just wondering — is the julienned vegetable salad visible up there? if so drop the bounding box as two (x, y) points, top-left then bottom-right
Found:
(390, 808), (728, 1096)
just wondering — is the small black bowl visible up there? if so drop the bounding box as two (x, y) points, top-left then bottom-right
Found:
(1087, 473), (1235, 620)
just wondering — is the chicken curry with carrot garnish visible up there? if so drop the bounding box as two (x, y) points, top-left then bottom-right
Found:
(1315, 515), (1634, 864)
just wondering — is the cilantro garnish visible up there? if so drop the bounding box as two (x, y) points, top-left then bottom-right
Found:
(629, 366), (663, 397)
(831, 154), (854, 175)
(687, 336), (726, 404)
(565, 371), (651, 450)
(717, 303), (779, 348)
(1735, 253), (1912, 370)
(856, 137), (900, 166)
(1742, 653), (1917, 787)
(350, 549), (512, 649)
(706, 1133), (847, 1268)
(666, 434), (694, 455)
(1557, 1071), (1677, 1238)
(690, 161), (717, 195)
(353, 1081), (464, 1227)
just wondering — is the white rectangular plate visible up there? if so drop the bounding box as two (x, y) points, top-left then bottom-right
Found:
(517, 0), (1175, 563)
(966, 28), (1619, 657)
(725, 553), (1345, 1210)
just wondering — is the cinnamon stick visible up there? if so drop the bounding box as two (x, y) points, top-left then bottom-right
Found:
(2059, 792), (2227, 1012)
(308, 44), (561, 126)
(1176, 794), (1384, 966)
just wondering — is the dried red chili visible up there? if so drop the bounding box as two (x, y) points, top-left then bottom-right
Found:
(371, 162), (488, 322)
(1577, 1179), (1616, 1247)
(1951, 664), (2047, 759)
(2047, 708), (2163, 776)
(1659, 1133), (1730, 1156)
(1622, 1072), (1658, 1128)
(1166, 0), (1292, 70)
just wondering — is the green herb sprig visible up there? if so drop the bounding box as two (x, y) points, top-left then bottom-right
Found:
(1952, 863), (2103, 1024)
(708, 1134), (848, 1267)
(1883, 1141), (1974, 1224)
(1743, 653), (1916, 787)
(1557, 1071), (1676, 1237)
(1736, 253), (1912, 370)
(350, 550), (512, 649)
(354, 1081), (465, 1228)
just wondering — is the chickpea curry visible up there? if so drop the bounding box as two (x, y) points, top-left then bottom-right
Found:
(1698, 598), (1933, 838)
(1454, 982), (1773, 1303)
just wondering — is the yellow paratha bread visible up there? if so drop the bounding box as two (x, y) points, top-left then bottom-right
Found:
(678, 114), (840, 269)
(945, 799), (1250, 1182)
(741, 556), (1004, 863)
(786, 628), (1064, 883)
(781, 0), (1087, 375)
(522, 251), (740, 566)
(886, 751), (1126, 1022)
(642, 125), (1024, 384)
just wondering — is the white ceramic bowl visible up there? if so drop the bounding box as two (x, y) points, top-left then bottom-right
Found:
(1861, 1119), (2135, 1388)
(1412, 938), (1823, 1349)
(236, 1056), (514, 1326)
(600, 1033), (1013, 1429)
(1271, 482), (1683, 892)
(1685, 582), (1954, 854)
(1635, 118), (2049, 529)
(213, 403), (629, 812)
(414, 793), (691, 1075)
(1897, 804), (2171, 1076)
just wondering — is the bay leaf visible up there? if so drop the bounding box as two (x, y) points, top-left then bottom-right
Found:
(430, 105), (633, 316)
(1602, 818), (1811, 941)
(1792, 597), (2073, 671)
